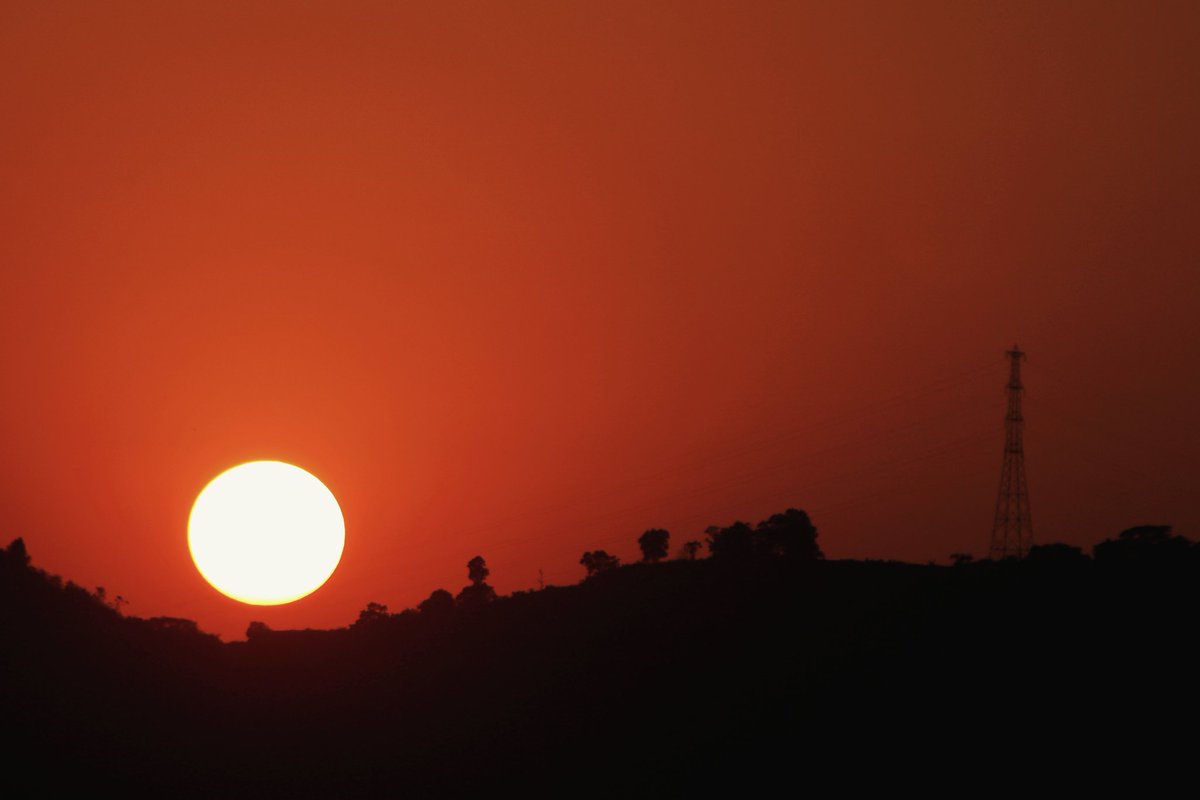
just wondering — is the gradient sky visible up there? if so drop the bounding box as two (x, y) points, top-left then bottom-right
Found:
(2, 1), (1197, 640)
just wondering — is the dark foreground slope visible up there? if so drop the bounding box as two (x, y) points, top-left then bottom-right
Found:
(3, 538), (1199, 795)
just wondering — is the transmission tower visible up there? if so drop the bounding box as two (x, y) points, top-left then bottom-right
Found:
(990, 345), (1033, 558)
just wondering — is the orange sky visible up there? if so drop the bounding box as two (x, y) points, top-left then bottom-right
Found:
(2, 1), (1198, 640)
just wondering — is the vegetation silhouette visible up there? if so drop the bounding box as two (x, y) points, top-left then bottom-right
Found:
(706, 520), (755, 559)
(456, 555), (497, 607)
(4, 509), (1200, 795)
(418, 587), (454, 618)
(755, 508), (821, 558)
(1092, 524), (1194, 567)
(579, 549), (621, 576)
(637, 528), (670, 562)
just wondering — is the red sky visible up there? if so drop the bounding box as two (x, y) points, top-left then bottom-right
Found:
(2, 1), (1198, 640)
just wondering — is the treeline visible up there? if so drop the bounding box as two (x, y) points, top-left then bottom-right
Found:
(5, 510), (1197, 645)
(304, 506), (822, 638)
(327, 510), (1197, 639)
(0, 536), (221, 647)
(955, 523), (1200, 568)
(579, 507), (821, 577)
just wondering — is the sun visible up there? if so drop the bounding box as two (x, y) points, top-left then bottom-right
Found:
(188, 461), (345, 605)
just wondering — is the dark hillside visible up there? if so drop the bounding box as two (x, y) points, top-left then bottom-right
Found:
(4, 531), (1199, 794)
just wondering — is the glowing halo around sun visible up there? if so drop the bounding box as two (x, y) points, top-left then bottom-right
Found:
(188, 461), (345, 605)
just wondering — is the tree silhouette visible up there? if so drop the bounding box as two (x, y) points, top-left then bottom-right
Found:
(707, 522), (754, 560)
(1118, 525), (1174, 542)
(1093, 524), (1193, 565)
(580, 550), (620, 577)
(680, 540), (703, 560)
(419, 588), (455, 616)
(91, 585), (125, 613)
(638, 529), (670, 562)
(3, 537), (30, 567)
(458, 556), (497, 607)
(755, 508), (822, 559)
(357, 601), (390, 626)
(467, 555), (490, 585)
(457, 583), (497, 607)
(246, 620), (272, 640)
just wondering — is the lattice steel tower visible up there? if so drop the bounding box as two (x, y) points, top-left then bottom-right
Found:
(990, 345), (1033, 558)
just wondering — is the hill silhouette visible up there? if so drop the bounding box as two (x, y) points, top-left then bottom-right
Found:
(4, 514), (1200, 795)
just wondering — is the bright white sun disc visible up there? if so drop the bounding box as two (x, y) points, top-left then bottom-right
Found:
(188, 461), (345, 605)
